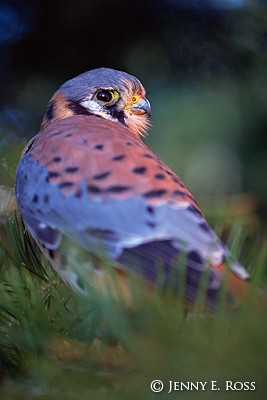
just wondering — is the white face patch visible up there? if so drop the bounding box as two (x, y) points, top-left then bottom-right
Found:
(80, 98), (120, 123)
(80, 96), (151, 136)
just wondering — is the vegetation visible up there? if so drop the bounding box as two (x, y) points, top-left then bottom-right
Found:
(0, 210), (266, 399)
(0, 2), (266, 398)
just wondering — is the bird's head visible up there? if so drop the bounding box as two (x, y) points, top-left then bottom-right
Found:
(41, 68), (151, 137)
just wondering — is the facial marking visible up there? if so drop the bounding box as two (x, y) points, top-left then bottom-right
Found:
(124, 94), (142, 110)
(41, 92), (74, 129)
(80, 97), (120, 123)
(41, 68), (151, 136)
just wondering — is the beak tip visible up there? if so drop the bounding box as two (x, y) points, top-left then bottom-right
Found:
(143, 98), (151, 116)
(129, 98), (151, 117)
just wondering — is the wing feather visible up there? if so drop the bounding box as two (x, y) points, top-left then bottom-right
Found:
(15, 116), (248, 284)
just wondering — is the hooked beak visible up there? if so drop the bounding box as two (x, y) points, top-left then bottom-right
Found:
(129, 98), (151, 117)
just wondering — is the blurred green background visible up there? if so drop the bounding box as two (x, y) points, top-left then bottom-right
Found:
(1, 2), (267, 398)
(0, 0), (267, 218)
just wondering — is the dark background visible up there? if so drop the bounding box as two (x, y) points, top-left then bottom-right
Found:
(1, 0), (267, 216)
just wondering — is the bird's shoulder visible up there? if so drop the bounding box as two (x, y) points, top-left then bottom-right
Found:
(22, 115), (199, 208)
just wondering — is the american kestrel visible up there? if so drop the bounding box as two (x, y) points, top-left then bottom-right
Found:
(15, 68), (250, 307)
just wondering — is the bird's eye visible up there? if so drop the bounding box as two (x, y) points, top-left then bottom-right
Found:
(96, 90), (112, 102)
(95, 89), (119, 105)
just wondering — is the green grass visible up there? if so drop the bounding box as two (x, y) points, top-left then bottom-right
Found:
(0, 212), (266, 399)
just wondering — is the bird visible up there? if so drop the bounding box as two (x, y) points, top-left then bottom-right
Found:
(15, 67), (251, 309)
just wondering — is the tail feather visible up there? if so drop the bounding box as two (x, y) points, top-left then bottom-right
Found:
(216, 263), (267, 311)
(116, 241), (247, 308)
(215, 263), (250, 299)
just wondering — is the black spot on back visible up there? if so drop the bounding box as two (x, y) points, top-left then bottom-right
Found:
(44, 194), (49, 203)
(93, 171), (111, 180)
(143, 189), (167, 198)
(48, 171), (60, 178)
(47, 171), (60, 182)
(112, 154), (125, 161)
(166, 170), (174, 177)
(143, 153), (153, 159)
(64, 133), (73, 138)
(173, 189), (186, 196)
(154, 173), (165, 180)
(87, 185), (102, 194)
(32, 194), (38, 203)
(58, 182), (74, 189)
(199, 222), (210, 233)
(65, 166), (79, 173)
(94, 144), (104, 150)
(146, 205), (155, 214)
(133, 166), (147, 174)
(105, 185), (131, 193)
(53, 156), (61, 163)
(188, 205), (202, 216)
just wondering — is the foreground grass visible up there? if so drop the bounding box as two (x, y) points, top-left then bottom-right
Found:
(0, 212), (266, 399)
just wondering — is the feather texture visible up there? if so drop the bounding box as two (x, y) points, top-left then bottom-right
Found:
(15, 68), (250, 306)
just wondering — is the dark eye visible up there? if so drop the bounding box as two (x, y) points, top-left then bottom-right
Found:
(96, 90), (113, 103)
